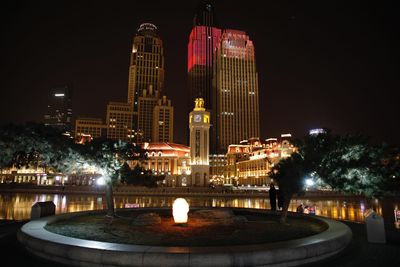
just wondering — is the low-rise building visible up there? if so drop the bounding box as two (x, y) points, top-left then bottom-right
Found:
(142, 142), (191, 187)
(225, 135), (296, 186)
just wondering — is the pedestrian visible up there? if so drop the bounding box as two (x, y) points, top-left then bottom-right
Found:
(296, 204), (304, 213)
(277, 189), (284, 211)
(269, 183), (277, 211)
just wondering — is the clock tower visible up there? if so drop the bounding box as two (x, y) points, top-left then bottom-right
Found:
(189, 98), (210, 186)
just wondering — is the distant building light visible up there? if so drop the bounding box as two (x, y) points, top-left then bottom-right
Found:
(54, 93), (65, 97)
(281, 134), (292, 138)
(309, 128), (325, 135)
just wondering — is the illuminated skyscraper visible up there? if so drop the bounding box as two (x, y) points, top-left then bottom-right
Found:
(188, 1), (221, 153)
(188, 3), (261, 154)
(213, 30), (260, 152)
(188, 1), (220, 109)
(127, 23), (165, 119)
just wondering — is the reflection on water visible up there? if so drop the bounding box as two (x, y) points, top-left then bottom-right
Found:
(0, 193), (397, 224)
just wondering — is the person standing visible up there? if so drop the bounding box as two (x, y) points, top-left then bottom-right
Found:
(269, 183), (277, 211)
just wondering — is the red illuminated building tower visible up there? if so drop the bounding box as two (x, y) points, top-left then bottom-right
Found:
(188, 2), (220, 108)
(188, 1), (260, 155)
(188, 1), (221, 151)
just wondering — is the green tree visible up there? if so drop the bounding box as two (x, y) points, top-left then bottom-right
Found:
(300, 131), (400, 197)
(77, 138), (145, 217)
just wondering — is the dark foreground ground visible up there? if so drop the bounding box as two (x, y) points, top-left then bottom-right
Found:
(1, 219), (400, 267)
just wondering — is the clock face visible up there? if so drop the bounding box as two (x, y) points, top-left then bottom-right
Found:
(194, 114), (201, 122)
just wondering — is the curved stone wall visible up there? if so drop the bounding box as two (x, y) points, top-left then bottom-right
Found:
(18, 208), (352, 267)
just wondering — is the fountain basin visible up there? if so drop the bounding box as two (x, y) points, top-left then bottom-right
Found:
(18, 208), (352, 267)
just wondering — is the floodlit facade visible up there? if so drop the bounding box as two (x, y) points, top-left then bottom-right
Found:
(213, 30), (260, 153)
(189, 98), (210, 186)
(142, 142), (191, 187)
(152, 95), (174, 143)
(74, 117), (106, 143)
(106, 102), (133, 142)
(225, 135), (296, 186)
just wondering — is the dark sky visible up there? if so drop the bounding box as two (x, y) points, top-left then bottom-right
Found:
(1, 0), (398, 145)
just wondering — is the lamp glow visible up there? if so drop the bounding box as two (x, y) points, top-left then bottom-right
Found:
(96, 177), (106, 186)
(305, 178), (314, 186)
(172, 198), (189, 224)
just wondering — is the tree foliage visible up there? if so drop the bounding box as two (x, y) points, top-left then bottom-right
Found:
(0, 123), (148, 217)
(270, 129), (400, 223)
(120, 163), (165, 187)
(299, 131), (400, 197)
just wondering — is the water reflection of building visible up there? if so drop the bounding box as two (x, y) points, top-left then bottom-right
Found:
(0, 193), (391, 223)
(142, 142), (191, 187)
(225, 134), (296, 186)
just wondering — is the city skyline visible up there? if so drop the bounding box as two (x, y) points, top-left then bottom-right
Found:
(1, 0), (398, 145)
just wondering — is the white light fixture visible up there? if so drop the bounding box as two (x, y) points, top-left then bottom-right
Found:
(305, 178), (314, 186)
(96, 177), (106, 186)
(172, 198), (189, 224)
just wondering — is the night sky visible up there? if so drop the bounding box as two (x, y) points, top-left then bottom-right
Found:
(1, 0), (398, 145)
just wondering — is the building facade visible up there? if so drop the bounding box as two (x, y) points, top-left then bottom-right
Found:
(225, 135), (296, 186)
(106, 102), (133, 142)
(142, 142), (191, 187)
(152, 95), (173, 143)
(189, 98), (210, 186)
(44, 86), (72, 132)
(213, 30), (260, 153)
(127, 23), (164, 117)
(137, 86), (160, 143)
(74, 117), (106, 143)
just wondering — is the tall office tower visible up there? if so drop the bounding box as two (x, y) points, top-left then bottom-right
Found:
(189, 98), (210, 186)
(188, 1), (221, 151)
(106, 102), (133, 142)
(152, 96), (174, 143)
(213, 29), (260, 153)
(43, 86), (72, 132)
(74, 117), (106, 143)
(188, 1), (220, 109)
(137, 86), (160, 143)
(127, 23), (164, 121)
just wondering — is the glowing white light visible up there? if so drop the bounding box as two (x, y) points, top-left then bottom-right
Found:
(96, 177), (106, 186)
(55, 176), (60, 181)
(305, 179), (314, 186)
(172, 198), (189, 224)
(54, 93), (65, 97)
(309, 128), (325, 135)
